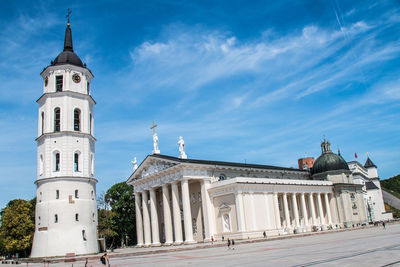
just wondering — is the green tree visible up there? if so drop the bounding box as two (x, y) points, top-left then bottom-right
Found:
(104, 182), (136, 248)
(97, 192), (118, 250)
(0, 199), (35, 257)
(0, 236), (5, 255)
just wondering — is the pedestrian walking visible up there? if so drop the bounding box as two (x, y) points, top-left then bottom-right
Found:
(383, 221), (386, 229)
(231, 239), (235, 250)
(222, 235), (224, 241)
(211, 236), (214, 245)
(263, 231), (266, 238)
(227, 238), (231, 250)
(100, 253), (110, 267)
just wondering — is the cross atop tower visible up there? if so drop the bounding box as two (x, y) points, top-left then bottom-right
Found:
(150, 121), (158, 135)
(66, 8), (72, 26)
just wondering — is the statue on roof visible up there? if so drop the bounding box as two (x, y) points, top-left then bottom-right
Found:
(178, 136), (187, 159)
(132, 157), (138, 171)
(151, 121), (160, 154)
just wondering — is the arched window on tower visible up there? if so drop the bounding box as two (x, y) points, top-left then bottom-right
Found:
(54, 152), (60, 172)
(56, 189), (59, 199)
(54, 108), (60, 132)
(74, 152), (79, 172)
(74, 109), (81, 131)
(90, 154), (94, 175)
(87, 81), (90, 95)
(54, 214), (58, 223)
(41, 112), (44, 134)
(89, 114), (92, 135)
(39, 154), (44, 175)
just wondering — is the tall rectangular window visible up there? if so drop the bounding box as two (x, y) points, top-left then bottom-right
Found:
(74, 153), (79, 171)
(87, 82), (90, 95)
(74, 109), (81, 131)
(41, 112), (44, 134)
(56, 190), (59, 199)
(55, 153), (60, 171)
(75, 189), (79, 198)
(56, 75), (63, 92)
(54, 108), (60, 132)
(89, 114), (92, 135)
(54, 214), (58, 223)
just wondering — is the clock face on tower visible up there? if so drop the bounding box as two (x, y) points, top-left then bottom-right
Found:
(72, 73), (81, 83)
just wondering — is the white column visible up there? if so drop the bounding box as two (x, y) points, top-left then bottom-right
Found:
(263, 193), (272, 229)
(142, 191), (151, 246)
(273, 192), (281, 229)
(324, 193), (333, 225)
(317, 193), (325, 226)
(150, 188), (160, 245)
(300, 193), (309, 228)
(235, 192), (246, 232)
(292, 193), (300, 228)
(162, 184), (173, 244)
(309, 193), (317, 226)
(171, 182), (183, 244)
(283, 193), (291, 228)
(134, 192), (144, 246)
(249, 193), (257, 230)
(201, 180), (213, 241)
(181, 179), (194, 243)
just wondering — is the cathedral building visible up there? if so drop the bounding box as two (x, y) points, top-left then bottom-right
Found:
(127, 139), (369, 246)
(31, 19), (98, 257)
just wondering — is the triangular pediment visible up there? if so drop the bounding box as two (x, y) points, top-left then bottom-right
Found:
(137, 156), (179, 179)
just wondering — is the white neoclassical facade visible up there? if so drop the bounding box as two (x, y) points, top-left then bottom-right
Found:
(127, 140), (367, 246)
(31, 21), (98, 257)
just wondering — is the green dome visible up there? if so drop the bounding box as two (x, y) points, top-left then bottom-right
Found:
(311, 139), (349, 175)
(311, 152), (349, 175)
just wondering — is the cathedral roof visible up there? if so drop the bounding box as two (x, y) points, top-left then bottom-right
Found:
(365, 181), (379, 190)
(311, 139), (350, 175)
(51, 23), (83, 67)
(364, 157), (377, 168)
(148, 154), (307, 173)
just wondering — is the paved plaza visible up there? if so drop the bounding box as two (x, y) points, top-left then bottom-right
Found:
(24, 224), (400, 267)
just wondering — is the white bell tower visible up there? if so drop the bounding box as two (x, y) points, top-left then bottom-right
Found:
(31, 16), (98, 257)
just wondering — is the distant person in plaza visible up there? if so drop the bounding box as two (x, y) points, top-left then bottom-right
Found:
(263, 231), (267, 238)
(222, 235), (224, 241)
(211, 236), (214, 245)
(227, 238), (231, 250)
(100, 253), (110, 266)
(231, 239), (235, 250)
(383, 221), (386, 229)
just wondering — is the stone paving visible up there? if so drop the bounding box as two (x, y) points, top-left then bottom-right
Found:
(19, 223), (400, 266)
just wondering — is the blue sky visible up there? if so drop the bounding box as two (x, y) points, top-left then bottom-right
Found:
(0, 0), (399, 210)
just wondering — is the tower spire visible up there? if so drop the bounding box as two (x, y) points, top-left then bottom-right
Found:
(66, 8), (71, 26)
(321, 138), (332, 154)
(64, 9), (73, 52)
